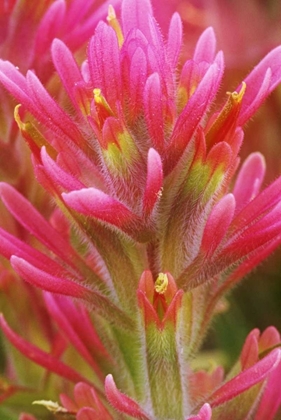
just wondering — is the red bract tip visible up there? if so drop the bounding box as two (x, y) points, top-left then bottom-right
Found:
(142, 148), (163, 216)
(105, 374), (151, 420)
(238, 46), (281, 125)
(210, 349), (281, 407)
(187, 403), (212, 420)
(201, 194), (235, 257)
(233, 152), (266, 215)
(62, 187), (146, 240)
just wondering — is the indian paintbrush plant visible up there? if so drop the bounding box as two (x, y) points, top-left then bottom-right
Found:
(1, 0), (281, 418)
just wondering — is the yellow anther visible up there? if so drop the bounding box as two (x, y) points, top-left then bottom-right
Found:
(14, 105), (57, 159)
(155, 273), (168, 294)
(206, 81), (247, 148)
(227, 81), (246, 104)
(93, 88), (104, 104)
(107, 5), (124, 47)
(107, 4), (117, 21)
(92, 88), (114, 127)
(93, 88), (113, 113)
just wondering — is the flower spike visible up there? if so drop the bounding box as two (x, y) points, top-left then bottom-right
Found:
(0, 1), (281, 418)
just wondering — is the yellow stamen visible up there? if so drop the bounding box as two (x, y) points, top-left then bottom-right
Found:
(206, 81), (247, 148)
(107, 5), (124, 47)
(155, 273), (168, 294)
(93, 88), (114, 126)
(32, 400), (67, 413)
(14, 105), (57, 159)
(227, 81), (246, 104)
(93, 88), (110, 107)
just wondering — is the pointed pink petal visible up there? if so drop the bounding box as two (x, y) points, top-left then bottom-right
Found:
(167, 13), (183, 69)
(51, 38), (84, 111)
(193, 27), (217, 63)
(201, 194), (235, 257)
(62, 187), (142, 232)
(105, 374), (151, 420)
(187, 403), (212, 420)
(34, 0), (66, 57)
(205, 141), (232, 174)
(99, 116), (122, 149)
(26, 70), (84, 145)
(259, 327), (281, 353)
(122, 0), (153, 41)
(63, 0), (93, 27)
(210, 349), (281, 407)
(129, 46), (148, 116)
(0, 60), (34, 108)
(60, 392), (79, 411)
(143, 73), (165, 151)
(238, 46), (281, 125)
(74, 382), (102, 408)
(41, 147), (85, 191)
(147, 16), (169, 84)
(64, 0), (122, 51)
(178, 60), (209, 103)
(254, 359), (281, 420)
(232, 176), (281, 234)
(219, 217), (281, 271)
(142, 148), (163, 216)
(164, 53), (224, 174)
(0, 314), (92, 386)
(121, 28), (148, 70)
(11, 256), (89, 299)
(88, 22), (121, 107)
(240, 329), (260, 370)
(222, 233), (281, 290)
(233, 153), (266, 215)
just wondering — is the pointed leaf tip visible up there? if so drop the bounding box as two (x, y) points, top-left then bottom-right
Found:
(239, 46), (281, 125)
(122, 0), (153, 40)
(143, 148), (163, 216)
(210, 348), (281, 407)
(167, 12), (183, 68)
(10, 255), (87, 299)
(187, 403), (212, 420)
(193, 27), (217, 63)
(62, 188), (136, 227)
(201, 194), (235, 257)
(233, 152), (266, 214)
(105, 374), (150, 419)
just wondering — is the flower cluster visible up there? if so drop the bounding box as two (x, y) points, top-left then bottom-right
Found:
(0, 0), (281, 419)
